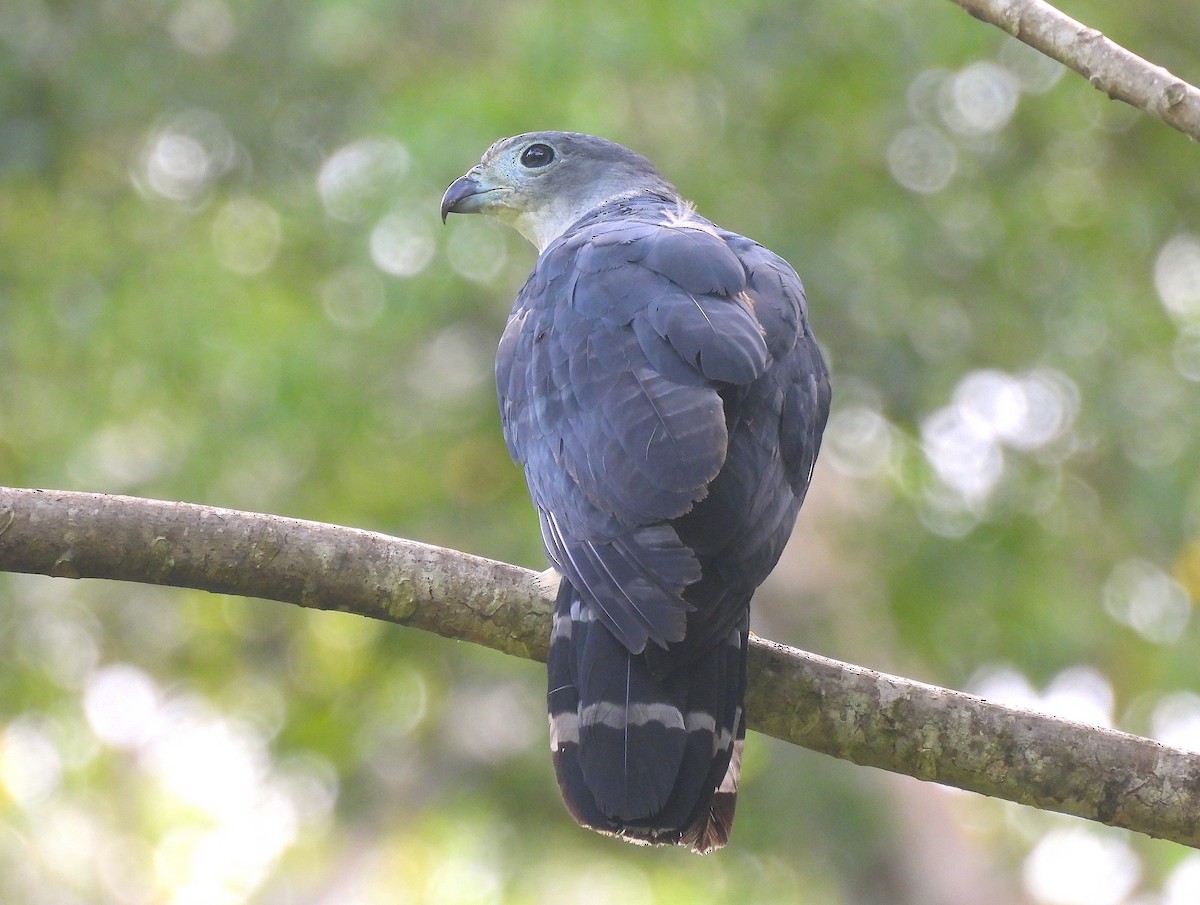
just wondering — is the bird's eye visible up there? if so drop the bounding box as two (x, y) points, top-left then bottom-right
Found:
(520, 143), (555, 168)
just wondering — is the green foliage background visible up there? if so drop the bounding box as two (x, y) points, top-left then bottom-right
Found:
(2, 1), (1200, 902)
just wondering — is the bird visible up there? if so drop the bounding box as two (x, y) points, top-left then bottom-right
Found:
(441, 131), (829, 853)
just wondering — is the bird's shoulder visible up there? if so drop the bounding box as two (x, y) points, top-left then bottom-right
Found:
(511, 197), (816, 385)
(540, 196), (747, 297)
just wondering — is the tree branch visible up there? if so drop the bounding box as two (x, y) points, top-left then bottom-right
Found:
(2, 486), (1199, 848)
(950, 0), (1200, 143)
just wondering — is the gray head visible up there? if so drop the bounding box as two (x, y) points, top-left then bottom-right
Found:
(440, 131), (679, 251)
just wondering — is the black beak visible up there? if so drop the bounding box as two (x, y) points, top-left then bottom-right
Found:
(440, 174), (484, 223)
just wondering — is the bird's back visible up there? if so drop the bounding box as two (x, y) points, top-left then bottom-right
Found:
(497, 196), (830, 851)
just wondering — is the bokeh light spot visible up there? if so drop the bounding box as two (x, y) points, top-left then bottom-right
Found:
(823, 405), (894, 479)
(84, 663), (161, 749)
(211, 197), (282, 275)
(941, 61), (1019, 135)
(0, 719), (62, 808)
(20, 606), (100, 691)
(135, 110), (237, 204)
(969, 663), (1040, 710)
(1000, 37), (1067, 94)
(1103, 557), (1192, 645)
(318, 138), (410, 223)
(426, 856), (502, 905)
(1022, 829), (1138, 905)
(1164, 853), (1200, 905)
(68, 412), (191, 490)
(1151, 691), (1200, 751)
(370, 212), (435, 277)
(404, 325), (492, 404)
(886, 125), (957, 194)
(32, 803), (101, 885)
(144, 699), (269, 820)
(1155, 233), (1200, 322)
(970, 665), (1112, 727)
(906, 68), (950, 122)
(446, 217), (509, 284)
(1171, 323), (1200, 382)
(921, 402), (1005, 504)
(1039, 666), (1114, 728)
(442, 681), (539, 764)
(920, 367), (1079, 515)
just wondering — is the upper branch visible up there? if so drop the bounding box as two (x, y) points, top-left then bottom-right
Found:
(2, 486), (1199, 848)
(950, 0), (1200, 143)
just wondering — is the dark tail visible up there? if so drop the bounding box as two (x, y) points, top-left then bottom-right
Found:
(546, 581), (748, 853)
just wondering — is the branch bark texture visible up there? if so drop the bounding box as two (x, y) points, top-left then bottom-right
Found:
(951, 0), (1200, 143)
(2, 487), (1199, 848)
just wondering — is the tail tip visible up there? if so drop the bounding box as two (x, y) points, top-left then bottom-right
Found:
(682, 789), (737, 854)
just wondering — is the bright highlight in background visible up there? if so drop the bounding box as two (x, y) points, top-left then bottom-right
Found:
(970, 664), (1114, 728)
(1155, 233), (1200, 322)
(370, 212), (435, 277)
(887, 125), (958, 194)
(0, 719), (62, 807)
(78, 663), (337, 903)
(940, 61), (1019, 135)
(1164, 854), (1200, 905)
(1103, 558), (1192, 645)
(1022, 829), (1139, 905)
(134, 110), (237, 204)
(318, 138), (411, 223)
(920, 367), (1079, 515)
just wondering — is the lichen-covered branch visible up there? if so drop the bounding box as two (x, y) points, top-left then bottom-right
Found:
(0, 487), (552, 661)
(2, 486), (1200, 848)
(950, 0), (1200, 143)
(748, 639), (1200, 848)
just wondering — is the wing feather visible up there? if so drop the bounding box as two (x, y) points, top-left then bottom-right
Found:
(499, 200), (827, 661)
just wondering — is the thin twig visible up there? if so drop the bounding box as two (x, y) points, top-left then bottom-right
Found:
(1, 486), (1199, 847)
(950, 0), (1200, 142)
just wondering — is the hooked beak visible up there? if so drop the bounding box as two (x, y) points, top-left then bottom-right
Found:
(440, 171), (502, 223)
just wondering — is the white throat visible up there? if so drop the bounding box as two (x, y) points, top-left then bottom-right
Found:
(509, 188), (649, 253)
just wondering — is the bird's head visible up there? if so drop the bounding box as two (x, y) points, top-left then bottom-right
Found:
(440, 131), (678, 252)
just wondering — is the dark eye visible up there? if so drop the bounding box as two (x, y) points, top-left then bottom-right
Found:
(520, 143), (555, 168)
